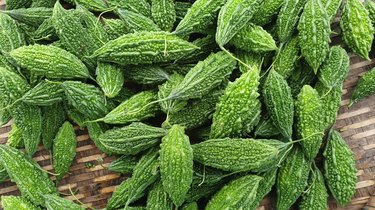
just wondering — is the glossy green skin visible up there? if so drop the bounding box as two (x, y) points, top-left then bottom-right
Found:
(249, 168), (278, 209)
(296, 85), (324, 160)
(31, 0), (57, 7)
(44, 194), (85, 210)
(151, 0), (176, 31)
(175, 1), (192, 21)
(321, 0), (342, 21)
(230, 23), (277, 52)
(158, 73), (188, 114)
(0, 13), (26, 52)
(0, 145), (57, 206)
(174, 0), (227, 36)
(11, 102), (42, 156)
(41, 103), (65, 151)
(62, 81), (108, 120)
(160, 125), (193, 206)
(108, 0), (151, 18)
(216, 0), (262, 46)
(263, 70), (294, 139)
(21, 80), (64, 106)
(118, 9), (161, 33)
(273, 36), (299, 78)
(288, 61), (316, 98)
(2, 196), (39, 210)
(96, 62), (124, 98)
(169, 51), (236, 100)
(192, 138), (285, 172)
(318, 46), (350, 88)
(10, 45), (91, 79)
(98, 122), (166, 155)
(6, 0), (31, 10)
(351, 67), (375, 105)
(365, 0), (375, 30)
(341, 0), (374, 60)
(107, 149), (159, 210)
(298, 0), (331, 73)
(125, 65), (170, 85)
(103, 18), (130, 40)
(324, 130), (357, 207)
(299, 168), (328, 210)
(210, 69), (261, 138)
(7, 123), (24, 148)
(276, 0), (307, 42)
(67, 0), (108, 12)
(254, 116), (280, 138)
(108, 155), (138, 174)
(206, 175), (262, 209)
(93, 31), (199, 65)
(251, 0), (285, 26)
(3, 7), (52, 27)
(146, 180), (173, 210)
(276, 146), (310, 210)
(101, 91), (160, 124)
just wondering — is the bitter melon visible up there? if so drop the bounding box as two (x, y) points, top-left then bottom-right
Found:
(254, 115), (281, 138)
(365, 0), (375, 30)
(19, 80), (64, 106)
(263, 69), (294, 139)
(96, 62), (124, 98)
(98, 122), (166, 155)
(249, 168), (278, 209)
(108, 155), (138, 174)
(158, 73), (188, 114)
(7, 123), (24, 148)
(92, 31), (199, 65)
(1, 196), (39, 210)
(321, 0), (342, 21)
(118, 9), (161, 33)
(250, 0), (285, 26)
(273, 36), (300, 78)
(235, 49), (263, 73)
(182, 202), (198, 210)
(103, 18), (130, 40)
(175, 1), (192, 21)
(0, 12), (26, 52)
(31, 0), (56, 8)
(146, 180), (173, 210)
(65, 0), (108, 12)
(276, 146), (310, 210)
(151, 0), (176, 31)
(44, 194), (85, 210)
(2, 7), (53, 27)
(175, 35), (218, 64)
(287, 60), (316, 98)
(160, 125), (193, 206)
(324, 130), (357, 207)
(6, 0), (32, 10)
(86, 122), (113, 155)
(41, 103), (65, 151)
(299, 167), (328, 210)
(107, 0), (152, 18)
(341, 0), (374, 60)
(0, 164), (8, 183)
(124, 65), (170, 85)
(0, 144), (57, 206)
(350, 67), (375, 106)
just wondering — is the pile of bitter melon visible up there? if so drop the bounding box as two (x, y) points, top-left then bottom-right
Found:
(0, 0), (374, 209)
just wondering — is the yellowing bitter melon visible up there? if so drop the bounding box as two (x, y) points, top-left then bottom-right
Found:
(299, 167), (328, 210)
(350, 67), (375, 106)
(273, 36), (300, 78)
(250, 0), (285, 26)
(146, 180), (173, 210)
(1, 196), (39, 210)
(298, 0), (331, 73)
(117, 9), (161, 33)
(0, 145), (57, 206)
(324, 130), (357, 207)
(160, 125), (193, 206)
(98, 122), (166, 155)
(53, 121), (77, 181)
(44, 194), (85, 210)
(151, 0), (176, 31)
(96, 62), (124, 99)
(341, 0), (374, 60)
(42, 103), (66, 151)
(158, 73), (188, 114)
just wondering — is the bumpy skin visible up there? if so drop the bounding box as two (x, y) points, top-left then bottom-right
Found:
(318, 46), (350, 88)
(210, 69), (261, 138)
(298, 0), (331, 73)
(107, 149), (159, 210)
(230, 24), (277, 52)
(254, 116), (280, 138)
(273, 36), (300, 78)
(160, 125), (193, 206)
(44, 194), (84, 210)
(10, 45), (91, 79)
(296, 85), (324, 160)
(108, 155), (138, 174)
(315, 82), (342, 130)
(250, 0), (285, 26)
(341, 0), (374, 60)
(98, 122), (166, 155)
(299, 168), (328, 210)
(249, 168), (278, 209)
(86, 122), (113, 155)
(42, 103), (66, 151)
(158, 73), (188, 114)
(96, 62), (124, 98)
(235, 50), (263, 73)
(67, 0), (108, 12)
(324, 130), (357, 207)
(117, 9), (161, 33)
(6, 0), (31, 10)
(62, 81), (108, 120)
(0, 145), (57, 206)
(93, 31), (199, 65)
(263, 69), (294, 139)
(365, 0), (375, 30)
(21, 81), (64, 106)
(3, 7), (52, 27)
(53, 122), (77, 181)
(7, 123), (24, 148)
(215, 0), (263, 46)
(31, 0), (57, 7)
(276, 0), (307, 42)
(32, 17), (56, 41)
(176, 35), (218, 64)
(0, 13), (25, 52)
(287, 61), (316, 98)
(175, 2), (192, 21)
(103, 18), (130, 40)
(101, 91), (160, 124)
(276, 146), (310, 210)
(108, 0), (151, 18)
(146, 180), (173, 210)
(174, 0), (227, 36)
(2, 196), (39, 210)
(151, 0), (176, 31)
(206, 175), (262, 209)
(321, 0), (342, 20)
(350, 67), (375, 105)
(192, 138), (285, 171)
(125, 65), (170, 85)
(169, 51), (236, 100)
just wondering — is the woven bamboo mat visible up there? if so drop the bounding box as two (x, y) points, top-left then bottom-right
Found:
(1, 0), (375, 209)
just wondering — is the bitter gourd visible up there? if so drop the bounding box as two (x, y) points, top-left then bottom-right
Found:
(250, 0), (285, 26)
(41, 103), (65, 151)
(66, 0), (108, 12)
(321, 0), (342, 21)
(254, 115), (281, 138)
(324, 130), (357, 207)
(175, 1), (192, 21)
(7, 123), (24, 148)
(2, 7), (52, 27)
(365, 0), (375, 30)
(299, 167), (328, 210)
(235, 49), (263, 73)
(103, 18), (130, 40)
(118, 9), (161, 33)
(288, 60), (317, 98)
(86, 122), (113, 155)
(108, 155), (138, 174)
(98, 122), (166, 155)
(44, 194), (85, 210)
(158, 73), (188, 114)
(341, 0), (374, 60)
(175, 35), (218, 64)
(107, 0), (152, 18)
(31, 0), (56, 8)
(151, 0), (176, 31)
(181, 202), (198, 210)
(6, 0), (31, 10)
(146, 180), (173, 210)
(249, 168), (278, 209)
(0, 12), (26, 53)
(350, 67), (375, 106)
(96, 62), (124, 98)
(19, 80), (64, 106)
(124, 65), (170, 85)
(273, 36), (300, 78)
(2, 196), (39, 210)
